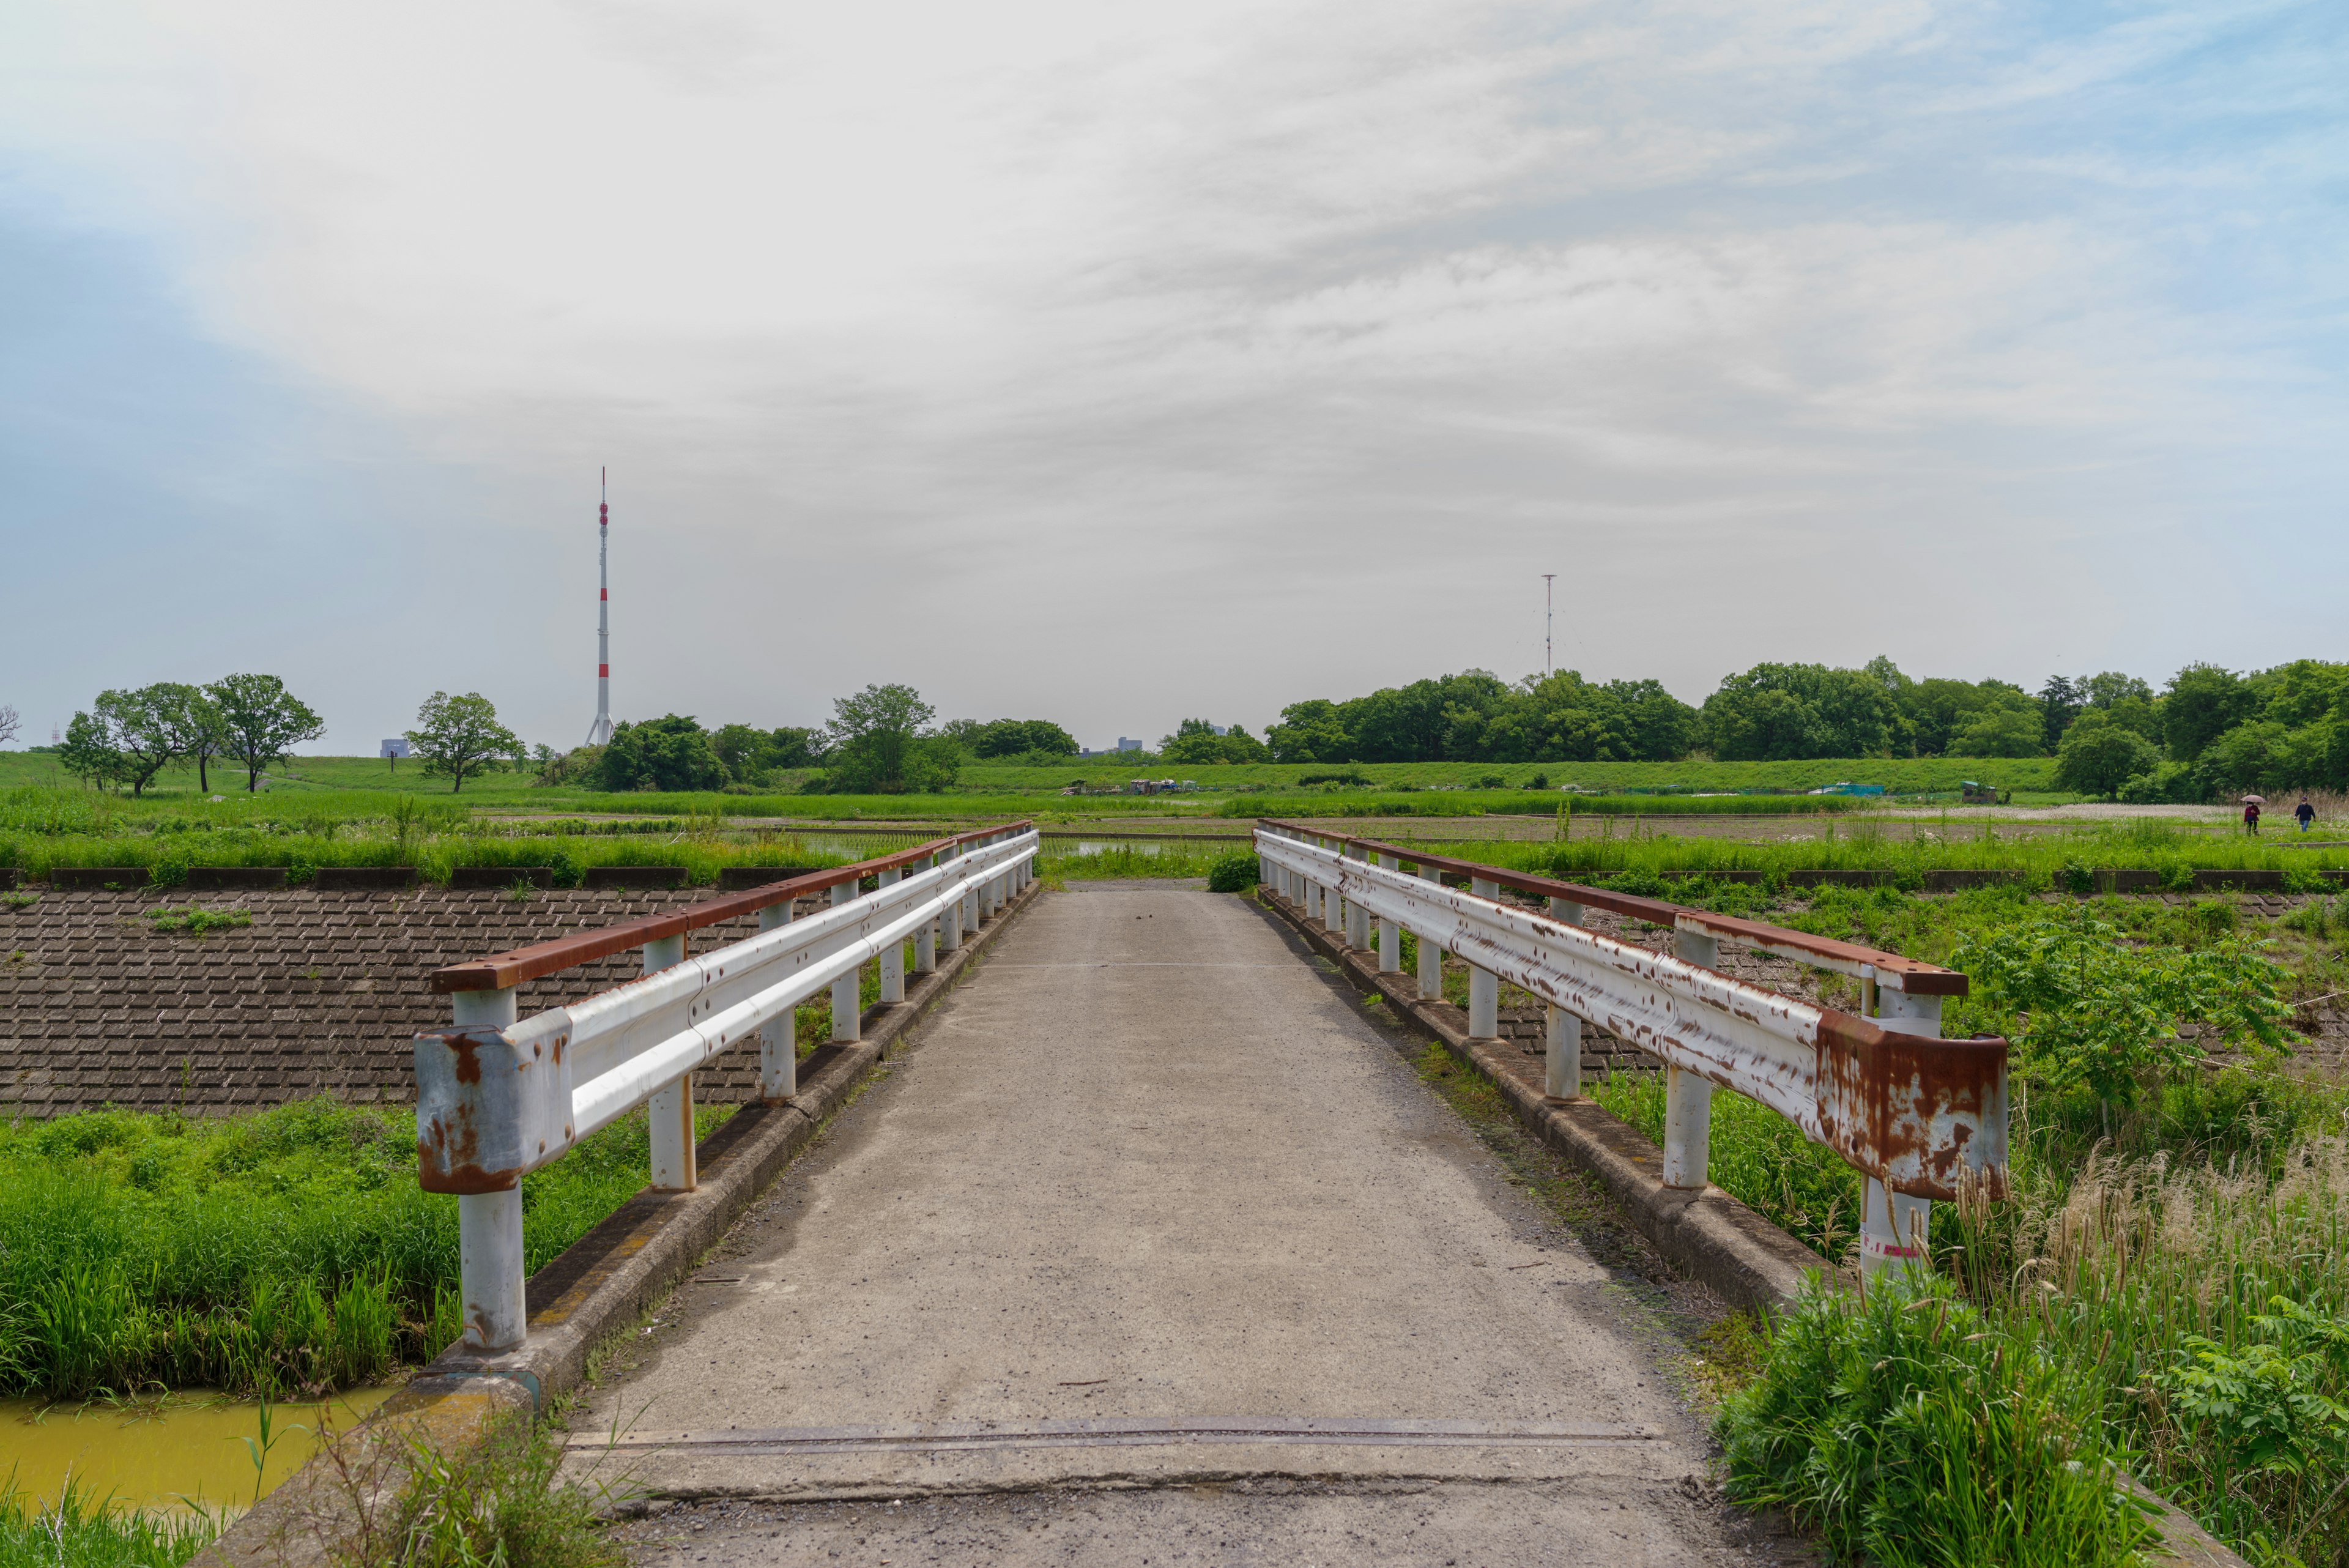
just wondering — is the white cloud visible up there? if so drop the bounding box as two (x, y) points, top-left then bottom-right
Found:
(0, 0), (2341, 747)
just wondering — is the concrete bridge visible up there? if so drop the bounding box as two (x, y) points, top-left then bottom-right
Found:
(575, 877), (1792, 1565)
(218, 823), (2039, 1567)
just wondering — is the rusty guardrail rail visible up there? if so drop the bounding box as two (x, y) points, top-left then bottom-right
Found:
(417, 821), (1038, 1353)
(1254, 820), (2006, 1274)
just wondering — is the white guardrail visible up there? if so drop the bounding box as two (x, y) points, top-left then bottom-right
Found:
(417, 827), (1039, 1352)
(1253, 825), (2008, 1277)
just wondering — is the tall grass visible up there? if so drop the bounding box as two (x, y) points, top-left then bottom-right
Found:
(1718, 1272), (2156, 1567)
(0, 1099), (732, 1399)
(0, 1479), (218, 1567)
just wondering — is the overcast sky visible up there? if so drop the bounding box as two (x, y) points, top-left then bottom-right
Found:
(3, 1), (2342, 754)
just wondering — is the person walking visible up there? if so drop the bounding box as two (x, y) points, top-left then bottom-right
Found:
(2244, 798), (2262, 835)
(2297, 795), (2317, 833)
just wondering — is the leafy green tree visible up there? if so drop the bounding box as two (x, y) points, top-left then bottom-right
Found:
(1950, 704), (2046, 759)
(2037, 674), (2085, 753)
(594, 716), (730, 792)
(2054, 711), (2161, 797)
(710, 724), (822, 782)
(1159, 720), (1270, 764)
(949, 718), (1078, 759)
(202, 674), (325, 793)
(406, 691), (522, 793)
(57, 710), (127, 790)
(2163, 664), (2251, 762)
(821, 685), (959, 793)
(1700, 664), (1898, 760)
(89, 683), (213, 796)
(2242, 658), (2349, 727)
(1266, 699), (1352, 764)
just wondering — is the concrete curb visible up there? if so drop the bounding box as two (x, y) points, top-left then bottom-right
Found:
(1253, 886), (2249, 1568)
(198, 880), (1046, 1567)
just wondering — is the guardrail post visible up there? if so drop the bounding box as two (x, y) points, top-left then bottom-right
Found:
(939, 851), (965, 953)
(450, 984), (526, 1352)
(642, 933), (696, 1191)
(1344, 844), (1370, 950)
(1467, 877), (1500, 1039)
(1661, 929), (1719, 1189)
(1323, 842), (1346, 937)
(914, 853), (940, 975)
(877, 868), (905, 1003)
(757, 899), (797, 1100)
(1375, 853), (1400, 973)
(1417, 863), (1442, 1000)
(1545, 895), (1583, 1099)
(1862, 978), (1943, 1276)
(829, 880), (862, 1042)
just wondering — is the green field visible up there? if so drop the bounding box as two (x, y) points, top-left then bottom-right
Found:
(0, 751), (2063, 808)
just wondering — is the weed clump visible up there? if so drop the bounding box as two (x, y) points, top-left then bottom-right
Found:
(144, 905), (253, 935)
(1720, 1274), (2155, 1566)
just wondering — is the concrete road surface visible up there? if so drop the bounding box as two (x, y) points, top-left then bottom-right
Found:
(579, 883), (1806, 1565)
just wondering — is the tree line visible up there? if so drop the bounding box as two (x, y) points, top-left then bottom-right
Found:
(547, 693), (1078, 795)
(24, 675), (1080, 797)
(1245, 658), (2349, 800)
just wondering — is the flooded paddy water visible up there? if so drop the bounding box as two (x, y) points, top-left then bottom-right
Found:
(0, 1387), (395, 1517)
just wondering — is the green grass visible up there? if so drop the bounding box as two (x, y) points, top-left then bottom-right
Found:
(0, 1098), (735, 1399)
(1390, 817), (2349, 887)
(1223, 790), (1872, 818)
(1037, 844), (1227, 881)
(1718, 1272), (2157, 1567)
(0, 1480), (218, 1567)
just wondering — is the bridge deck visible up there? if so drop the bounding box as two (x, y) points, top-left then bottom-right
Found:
(579, 883), (1795, 1564)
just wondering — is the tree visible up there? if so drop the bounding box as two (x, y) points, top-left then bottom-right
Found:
(92, 684), (210, 796)
(1700, 664), (1898, 760)
(1950, 705), (2046, 759)
(822, 685), (958, 793)
(1159, 720), (1271, 764)
(205, 674), (325, 792)
(2162, 664), (2249, 762)
(2054, 711), (2162, 798)
(595, 716), (730, 792)
(406, 691), (522, 793)
(1266, 699), (1352, 763)
(970, 719), (1079, 759)
(2037, 675), (2085, 754)
(57, 710), (127, 790)
(0, 705), (17, 746)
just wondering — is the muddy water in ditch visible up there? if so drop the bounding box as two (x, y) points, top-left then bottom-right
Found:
(0, 1388), (395, 1514)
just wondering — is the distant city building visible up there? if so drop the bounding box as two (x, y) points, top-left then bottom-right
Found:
(1117, 737), (1143, 751)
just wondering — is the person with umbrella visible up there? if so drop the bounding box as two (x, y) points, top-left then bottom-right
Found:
(2242, 795), (2263, 834)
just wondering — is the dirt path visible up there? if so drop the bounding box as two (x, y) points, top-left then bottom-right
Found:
(578, 885), (1803, 1565)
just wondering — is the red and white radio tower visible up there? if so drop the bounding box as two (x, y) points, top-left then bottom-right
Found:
(584, 469), (614, 746)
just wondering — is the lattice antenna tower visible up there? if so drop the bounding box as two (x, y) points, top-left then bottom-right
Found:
(584, 468), (614, 746)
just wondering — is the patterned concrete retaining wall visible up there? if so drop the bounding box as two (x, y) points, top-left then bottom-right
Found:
(0, 887), (838, 1116)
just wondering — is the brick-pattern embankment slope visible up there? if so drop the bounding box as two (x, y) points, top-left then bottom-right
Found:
(0, 888), (828, 1115)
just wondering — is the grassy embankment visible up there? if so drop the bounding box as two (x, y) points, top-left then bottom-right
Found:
(1421, 816), (2349, 886)
(1382, 839), (2349, 1565)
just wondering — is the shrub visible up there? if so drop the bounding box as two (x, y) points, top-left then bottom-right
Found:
(1207, 850), (1261, 893)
